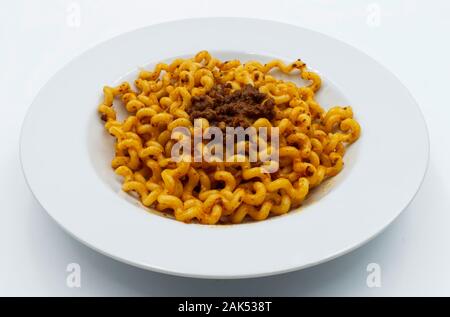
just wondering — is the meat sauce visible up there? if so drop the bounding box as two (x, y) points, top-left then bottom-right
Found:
(187, 84), (275, 129)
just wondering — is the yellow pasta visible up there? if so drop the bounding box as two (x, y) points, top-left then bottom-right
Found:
(98, 51), (361, 224)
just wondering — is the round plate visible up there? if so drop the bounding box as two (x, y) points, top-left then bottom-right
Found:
(20, 18), (429, 278)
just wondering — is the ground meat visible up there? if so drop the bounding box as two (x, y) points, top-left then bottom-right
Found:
(187, 84), (275, 128)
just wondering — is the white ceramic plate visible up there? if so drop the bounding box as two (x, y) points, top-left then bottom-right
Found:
(20, 18), (429, 279)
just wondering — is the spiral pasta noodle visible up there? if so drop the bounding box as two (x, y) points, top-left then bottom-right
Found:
(98, 51), (361, 224)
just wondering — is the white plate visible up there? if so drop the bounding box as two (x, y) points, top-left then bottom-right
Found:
(20, 18), (429, 279)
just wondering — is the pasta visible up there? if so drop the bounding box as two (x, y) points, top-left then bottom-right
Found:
(97, 51), (361, 224)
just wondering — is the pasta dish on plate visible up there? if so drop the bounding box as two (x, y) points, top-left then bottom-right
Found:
(97, 51), (360, 224)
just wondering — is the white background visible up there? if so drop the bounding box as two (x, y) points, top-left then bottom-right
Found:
(1, 0), (449, 296)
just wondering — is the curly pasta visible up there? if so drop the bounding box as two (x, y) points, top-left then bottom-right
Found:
(98, 51), (361, 224)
